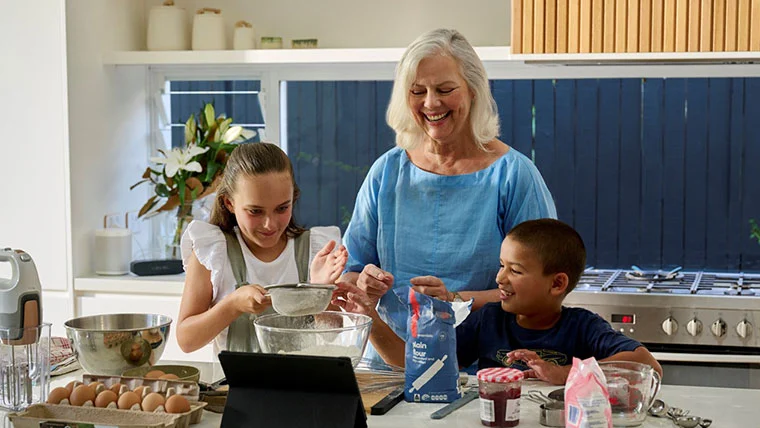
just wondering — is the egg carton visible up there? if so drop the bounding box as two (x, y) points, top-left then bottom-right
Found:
(8, 401), (207, 428)
(81, 374), (200, 401)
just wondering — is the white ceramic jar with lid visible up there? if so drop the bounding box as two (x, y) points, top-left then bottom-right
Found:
(146, 0), (189, 51)
(192, 8), (226, 50)
(233, 21), (256, 50)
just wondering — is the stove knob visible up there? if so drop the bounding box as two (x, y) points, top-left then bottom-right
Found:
(661, 317), (678, 336)
(711, 319), (727, 338)
(686, 318), (703, 337)
(736, 320), (753, 339)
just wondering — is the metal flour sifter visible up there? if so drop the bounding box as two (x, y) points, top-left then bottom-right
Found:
(0, 248), (51, 411)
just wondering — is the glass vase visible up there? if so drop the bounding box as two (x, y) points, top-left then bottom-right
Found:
(165, 202), (193, 260)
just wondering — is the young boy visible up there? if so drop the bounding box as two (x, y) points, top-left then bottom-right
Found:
(455, 218), (662, 384)
(334, 219), (662, 385)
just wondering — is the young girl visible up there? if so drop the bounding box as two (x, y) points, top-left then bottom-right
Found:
(177, 142), (348, 355)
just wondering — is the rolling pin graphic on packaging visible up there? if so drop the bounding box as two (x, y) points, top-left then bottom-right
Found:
(409, 354), (448, 393)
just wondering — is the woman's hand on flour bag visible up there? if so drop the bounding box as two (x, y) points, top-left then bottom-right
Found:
(232, 284), (272, 315)
(507, 349), (571, 385)
(410, 275), (451, 301)
(310, 240), (348, 284)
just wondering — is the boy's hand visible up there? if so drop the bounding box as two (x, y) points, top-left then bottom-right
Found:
(357, 264), (394, 306)
(232, 284), (272, 315)
(507, 349), (571, 385)
(410, 276), (450, 301)
(309, 240), (348, 284)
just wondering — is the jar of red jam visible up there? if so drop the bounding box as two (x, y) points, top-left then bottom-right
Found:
(476, 367), (524, 427)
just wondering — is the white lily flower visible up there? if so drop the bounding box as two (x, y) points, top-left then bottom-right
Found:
(222, 126), (243, 143)
(151, 144), (210, 178)
(240, 128), (257, 140)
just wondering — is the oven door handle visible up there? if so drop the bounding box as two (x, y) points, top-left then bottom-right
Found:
(653, 352), (760, 364)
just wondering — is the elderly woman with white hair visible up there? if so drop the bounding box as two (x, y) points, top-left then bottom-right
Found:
(339, 29), (557, 365)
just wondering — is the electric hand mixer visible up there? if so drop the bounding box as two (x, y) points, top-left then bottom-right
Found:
(0, 247), (49, 411)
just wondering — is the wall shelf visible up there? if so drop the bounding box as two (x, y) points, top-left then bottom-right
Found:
(104, 47), (760, 66)
(74, 274), (185, 296)
(104, 47), (760, 79)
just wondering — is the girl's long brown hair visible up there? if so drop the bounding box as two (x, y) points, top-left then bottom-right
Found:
(209, 142), (306, 238)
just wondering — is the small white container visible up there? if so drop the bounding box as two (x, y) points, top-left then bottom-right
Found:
(146, 4), (189, 51)
(93, 228), (132, 276)
(192, 9), (226, 50)
(260, 36), (283, 49)
(233, 26), (256, 50)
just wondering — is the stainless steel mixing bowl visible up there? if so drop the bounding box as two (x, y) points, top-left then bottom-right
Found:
(64, 313), (172, 375)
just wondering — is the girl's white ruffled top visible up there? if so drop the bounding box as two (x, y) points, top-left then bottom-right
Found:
(180, 220), (341, 354)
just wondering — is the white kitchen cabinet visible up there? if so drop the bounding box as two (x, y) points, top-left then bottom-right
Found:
(76, 292), (215, 363)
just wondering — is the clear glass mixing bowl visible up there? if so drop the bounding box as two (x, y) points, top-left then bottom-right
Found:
(253, 311), (372, 368)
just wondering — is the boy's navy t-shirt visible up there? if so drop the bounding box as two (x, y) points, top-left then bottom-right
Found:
(456, 303), (643, 370)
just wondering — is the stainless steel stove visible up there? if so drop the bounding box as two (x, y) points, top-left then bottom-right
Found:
(565, 268), (760, 349)
(564, 268), (760, 389)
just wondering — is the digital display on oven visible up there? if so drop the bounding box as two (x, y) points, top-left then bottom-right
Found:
(611, 314), (635, 324)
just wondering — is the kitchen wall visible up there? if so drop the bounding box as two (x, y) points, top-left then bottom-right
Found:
(65, 0), (152, 281)
(0, 0), (72, 335)
(0, 1), (153, 334)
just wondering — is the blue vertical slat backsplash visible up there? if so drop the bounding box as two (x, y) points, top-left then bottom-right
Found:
(743, 79), (760, 270)
(533, 80), (556, 192)
(618, 79), (644, 267)
(574, 80), (599, 265)
(511, 81), (534, 156)
(640, 78), (665, 267)
(706, 79), (732, 269)
(553, 80), (576, 224)
(661, 79), (688, 267)
(683, 79), (709, 268)
(596, 79), (622, 268)
(282, 79), (760, 271)
(727, 79), (746, 270)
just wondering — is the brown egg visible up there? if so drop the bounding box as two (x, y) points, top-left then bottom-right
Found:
(65, 380), (82, 393)
(144, 370), (165, 379)
(133, 385), (151, 398)
(69, 384), (96, 406)
(158, 373), (179, 380)
(164, 394), (190, 414)
(47, 386), (71, 404)
(117, 391), (141, 410)
(94, 390), (118, 408)
(109, 383), (124, 395)
(141, 392), (166, 412)
(87, 381), (103, 391)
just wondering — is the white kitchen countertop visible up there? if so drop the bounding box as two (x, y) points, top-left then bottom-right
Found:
(5, 360), (756, 428)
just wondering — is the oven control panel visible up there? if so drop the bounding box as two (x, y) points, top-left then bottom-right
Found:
(576, 304), (759, 348)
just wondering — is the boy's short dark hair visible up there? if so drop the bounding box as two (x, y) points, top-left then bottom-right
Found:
(506, 219), (586, 294)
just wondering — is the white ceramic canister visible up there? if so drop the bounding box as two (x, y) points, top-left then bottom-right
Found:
(146, 1), (189, 51)
(93, 228), (133, 275)
(192, 8), (226, 50)
(233, 22), (256, 50)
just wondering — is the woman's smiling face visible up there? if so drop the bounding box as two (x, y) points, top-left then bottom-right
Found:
(408, 54), (473, 145)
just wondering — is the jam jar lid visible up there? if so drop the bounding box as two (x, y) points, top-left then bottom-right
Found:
(476, 367), (525, 383)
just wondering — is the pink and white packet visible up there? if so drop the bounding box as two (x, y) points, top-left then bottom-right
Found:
(564, 357), (613, 428)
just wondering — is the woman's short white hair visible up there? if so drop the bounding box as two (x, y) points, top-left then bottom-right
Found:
(386, 28), (500, 151)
